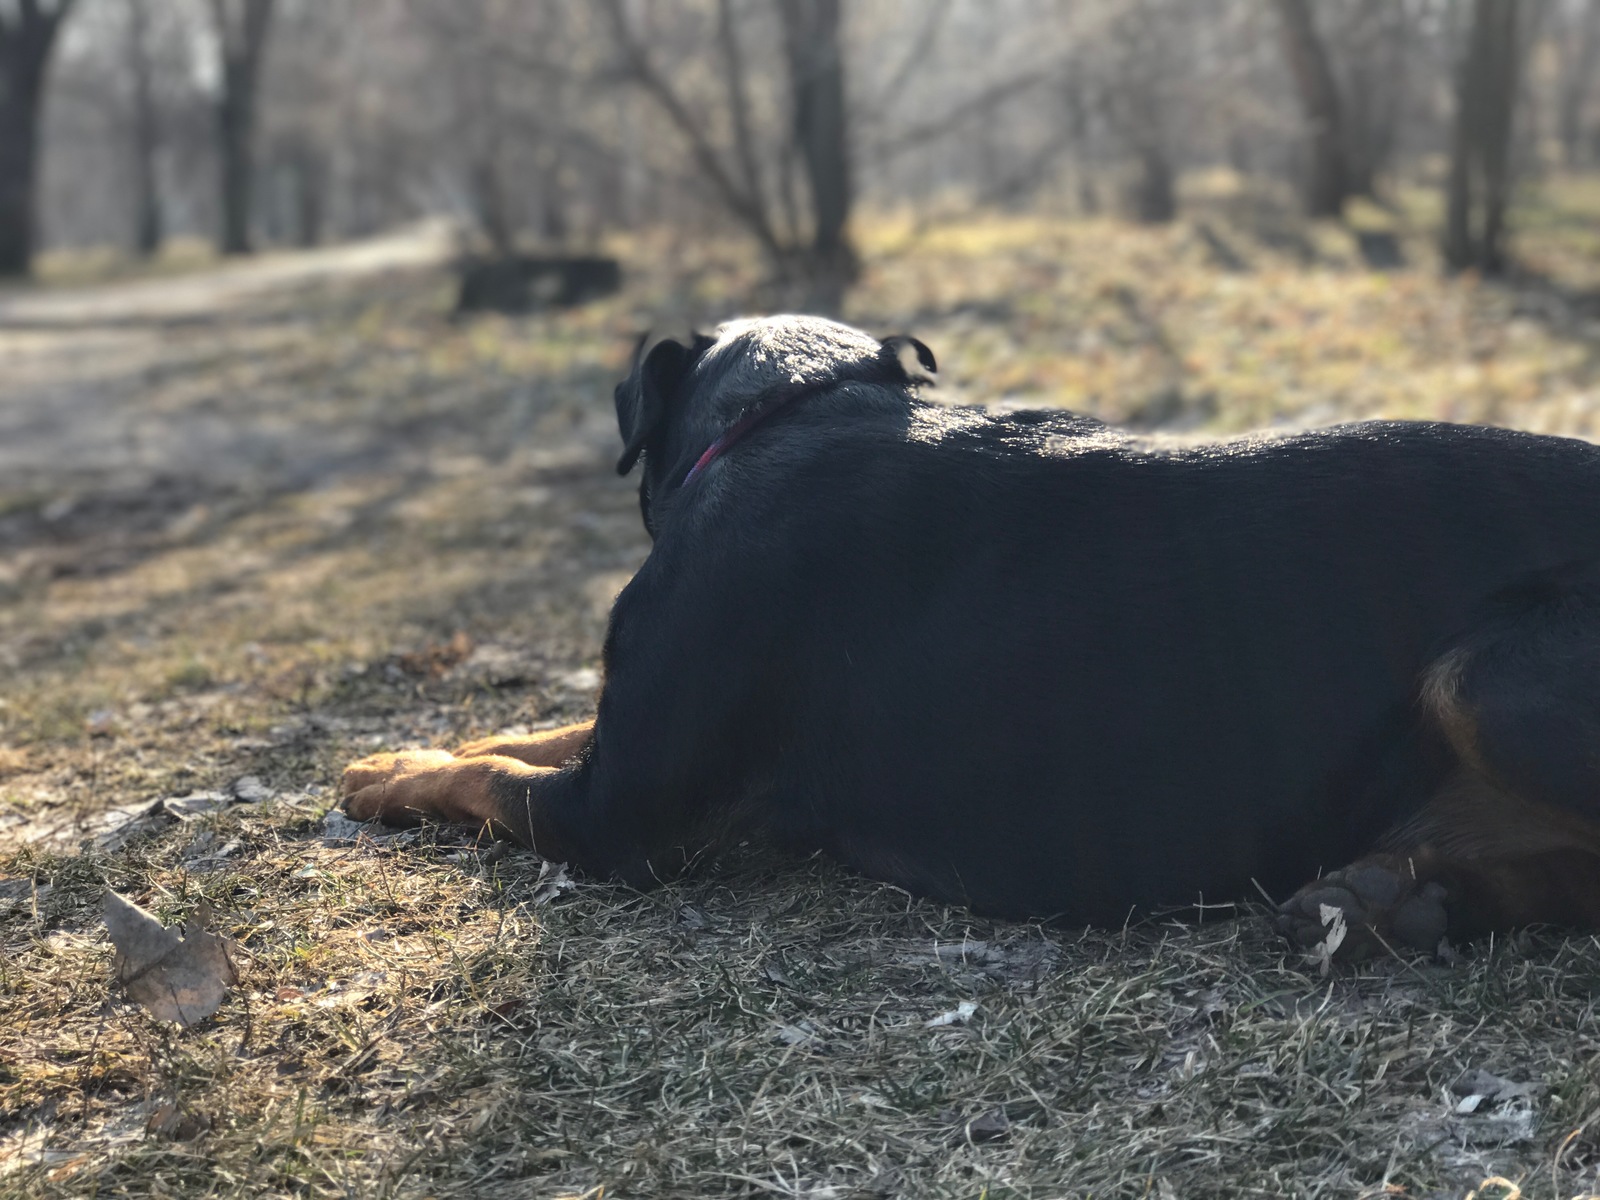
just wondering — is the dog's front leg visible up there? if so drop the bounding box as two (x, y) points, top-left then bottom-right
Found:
(340, 722), (739, 885)
(341, 750), (580, 852)
(340, 554), (777, 884)
(453, 720), (594, 767)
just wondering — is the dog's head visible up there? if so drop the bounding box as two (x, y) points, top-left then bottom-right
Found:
(613, 315), (936, 537)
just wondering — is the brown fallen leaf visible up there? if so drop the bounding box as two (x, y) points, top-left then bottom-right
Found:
(963, 1108), (1011, 1144)
(104, 892), (238, 1027)
(397, 630), (474, 677)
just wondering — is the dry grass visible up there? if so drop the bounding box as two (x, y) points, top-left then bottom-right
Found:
(8, 184), (1600, 1197)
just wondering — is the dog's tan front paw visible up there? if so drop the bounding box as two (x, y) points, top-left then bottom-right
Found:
(453, 721), (594, 767)
(452, 736), (519, 759)
(341, 749), (459, 825)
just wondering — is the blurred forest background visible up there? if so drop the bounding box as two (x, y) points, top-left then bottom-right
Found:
(0, 0), (1590, 303)
(18, 4), (1600, 1195)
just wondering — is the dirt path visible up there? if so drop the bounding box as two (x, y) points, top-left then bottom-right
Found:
(0, 224), (460, 493)
(0, 223), (452, 329)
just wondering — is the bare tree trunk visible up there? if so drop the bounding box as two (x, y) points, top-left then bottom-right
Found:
(1445, 0), (1520, 274)
(0, 63), (44, 278)
(1270, 0), (1349, 217)
(603, 0), (854, 307)
(0, 0), (76, 278)
(1341, 0), (1408, 199)
(1559, 0), (1600, 167)
(1444, 6), (1480, 271)
(471, 158), (515, 257)
(209, 0), (275, 256)
(292, 145), (323, 247)
(601, 0), (788, 266)
(1100, 0), (1179, 225)
(126, 0), (161, 257)
(717, 0), (767, 226)
(1133, 145), (1175, 223)
(775, 0), (856, 312)
(1063, 72), (1101, 215)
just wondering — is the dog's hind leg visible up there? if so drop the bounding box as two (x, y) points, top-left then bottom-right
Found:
(1280, 564), (1600, 960)
(1277, 772), (1600, 960)
(453, 720), (594, 767)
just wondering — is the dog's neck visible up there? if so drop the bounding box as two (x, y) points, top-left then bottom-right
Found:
(681, 381), (827, 488)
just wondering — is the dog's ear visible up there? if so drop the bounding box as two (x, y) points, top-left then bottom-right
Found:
(614, 334), (704, 475)
(879, 335), (937, 386)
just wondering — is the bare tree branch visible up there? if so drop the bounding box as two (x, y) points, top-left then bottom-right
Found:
(1558, 0), (1600, 165)
(866, 67), (1055, 164)
(1270, 0), (1349, 216)
(599, 0), (785, 262)
(977, 124), (1075, 208)
(774, 0), (854, 306)
(716, 0), (768, 223)
(208, 0), (275, 254)
(0, 0), (77, 274)
(867, 0), (952, 116)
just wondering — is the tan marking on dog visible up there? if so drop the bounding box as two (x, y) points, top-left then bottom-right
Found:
(341, 750), (550, 829)
(453, 720), (593, 767)
(1380, 768), (1600, 932)
(1418, 646), (1485, 772)
(1383, 768), (1600, 862)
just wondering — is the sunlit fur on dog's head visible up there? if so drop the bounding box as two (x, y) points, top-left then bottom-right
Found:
(612, 315), (936, 538)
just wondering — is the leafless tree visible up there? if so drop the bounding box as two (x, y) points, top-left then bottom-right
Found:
(1444, 0), (1523, 274)
(1556, 0), (1600, 166)
(436, 1), (517, 254)
(208, 0), (275, 255)
(1060, 65), (1103, 215)
(252, 0), (343, 248)
(0, 0), (77, 276)
(20, 0), (1591, 278)
(602, 0), (857, 310)
(1330, 0), (1411, 198)
(775, 0), (854, 305)
(123, 0), (159, 255)
(1099, 0), (1183, 223)
(1270, 0), (1349, 217)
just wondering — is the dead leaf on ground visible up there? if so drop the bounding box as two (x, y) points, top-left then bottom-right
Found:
(1306, 902), (1348, 977)
(531, 860), (573, 904)
(321, 809), (417, 846)
(1448, 1067), (1542, 1146)
(104, 892), (238, 1027)
(774, 1019), (827, 1050)
(88, 786), (253, 850)
(162, 791), (232, 819)
(397, 631), (474, 677)
(925, 1000), (979, 1028)
(91, 799), (170, 851)
(962, 1108), (1011, 1144)
(1450, 1068), (1539, 1103)
(229, 775), (272, 803)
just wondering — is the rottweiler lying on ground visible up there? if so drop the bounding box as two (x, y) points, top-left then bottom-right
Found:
(343, 315), (1600, 962)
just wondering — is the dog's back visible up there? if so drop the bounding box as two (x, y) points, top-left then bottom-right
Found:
(639, 395), (1600, 920)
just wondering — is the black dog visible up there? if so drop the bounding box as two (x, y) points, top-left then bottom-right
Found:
(344, 315), (1600, 961)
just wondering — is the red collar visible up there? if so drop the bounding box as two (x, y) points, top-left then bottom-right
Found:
(681, 381), (820, 487)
